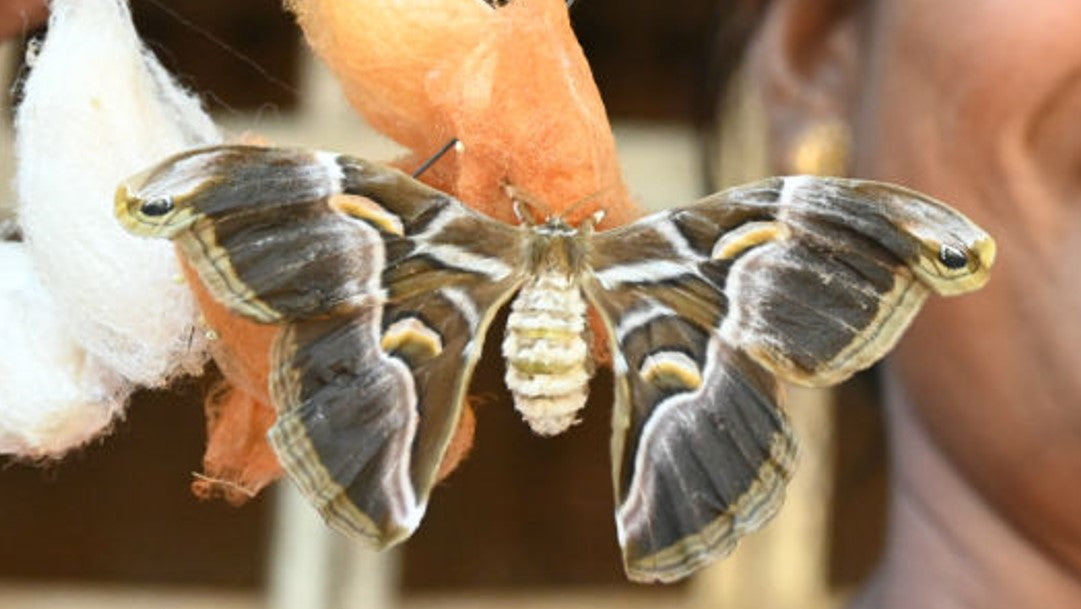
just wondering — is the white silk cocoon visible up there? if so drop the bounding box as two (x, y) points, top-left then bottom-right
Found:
(0, 243), (126, 455)
(2, 0), (221, 457)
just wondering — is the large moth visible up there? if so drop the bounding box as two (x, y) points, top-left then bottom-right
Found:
(115, 145), (994, 582)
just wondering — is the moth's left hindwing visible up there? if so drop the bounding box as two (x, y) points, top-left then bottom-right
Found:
(117, 145), (524, 546)
(585, 175), (994, 582)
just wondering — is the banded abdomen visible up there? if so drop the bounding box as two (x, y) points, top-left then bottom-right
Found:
(501, 272), (593, 435)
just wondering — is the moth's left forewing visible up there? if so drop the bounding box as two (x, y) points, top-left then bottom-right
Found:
(116, 146), (390, 323)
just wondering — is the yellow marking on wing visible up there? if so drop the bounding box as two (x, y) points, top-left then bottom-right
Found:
(113, 173), (215, 238)
(711, 221), (790, 260)
(330, 193), (404, 236)
(638, 352), (703, 391)
(381, 317), (443, 359)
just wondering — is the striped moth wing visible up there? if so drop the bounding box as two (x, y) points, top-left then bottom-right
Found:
(583, 175), (994, 582)
(116, 145), (526, 547)
(117, 146), (996, 581)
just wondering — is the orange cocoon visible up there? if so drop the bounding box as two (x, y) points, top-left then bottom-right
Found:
(181, 258), (282, 501)
(196, 0), (639, 499)
(287, 0), (637, 227)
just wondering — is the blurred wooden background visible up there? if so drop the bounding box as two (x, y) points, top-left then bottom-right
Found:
(0, 0), (887, 605)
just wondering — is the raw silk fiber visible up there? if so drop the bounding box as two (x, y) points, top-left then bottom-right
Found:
(286, 0), (636, 228)
(0, 243), (126, 454)
(3, 0), (220, 457)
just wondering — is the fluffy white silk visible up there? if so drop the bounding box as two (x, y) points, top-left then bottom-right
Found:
(2, 0), (220, 457)
(0, 243), (125, 456)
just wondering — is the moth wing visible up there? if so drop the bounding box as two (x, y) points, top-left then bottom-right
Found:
(267, 154), (525, 546)
(117, 145), (526, 324)
(583, 282), (797, 583)
(586, 175), (993, 581)
(583, 269), (797, 582)
(700, 176), (993, 386)
(118, 145), (525, 546)
(270, 273), (520, 547)
(590, 176), (994, 388)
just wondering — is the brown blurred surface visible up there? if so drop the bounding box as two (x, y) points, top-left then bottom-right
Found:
(0, 379), (270, 586)
(827, 373), (887, 587)
(0, 585), (686, 609)
(572, 1), (719, 122)
(130, 0), (301, 113)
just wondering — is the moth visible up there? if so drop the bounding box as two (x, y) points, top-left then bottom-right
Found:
(115, 145), (995, 582)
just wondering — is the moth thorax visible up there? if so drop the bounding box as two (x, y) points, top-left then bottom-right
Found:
(501, 272), (592, 436)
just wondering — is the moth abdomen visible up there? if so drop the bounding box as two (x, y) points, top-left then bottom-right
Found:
(502, 272), (593, 436)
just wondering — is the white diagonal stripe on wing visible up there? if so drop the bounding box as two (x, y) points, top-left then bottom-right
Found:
(652, 216), (702, 261)
(594, 259), (696, 289)
(439, 286), (479, 332)
(615, 301), (678, 343)
(420, 243), (514, 280)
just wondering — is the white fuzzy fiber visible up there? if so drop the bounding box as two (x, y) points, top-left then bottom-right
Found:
(2, 0), (221, 457)
(0, 243), (126, 456)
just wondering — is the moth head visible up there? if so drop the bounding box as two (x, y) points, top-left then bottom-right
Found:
(114, 147), (228, 238)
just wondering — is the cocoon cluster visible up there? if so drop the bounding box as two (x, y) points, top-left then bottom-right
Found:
(1, 0), (220, 457)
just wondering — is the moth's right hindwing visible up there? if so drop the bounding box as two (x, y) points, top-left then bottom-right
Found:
(117, 145), (524, 547)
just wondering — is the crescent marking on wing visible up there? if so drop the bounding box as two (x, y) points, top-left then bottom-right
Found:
(637, 350), (703, 390)
(381, 316), (444, 358)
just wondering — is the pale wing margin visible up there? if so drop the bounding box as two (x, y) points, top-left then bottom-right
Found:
(269, 312), (424, 546)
